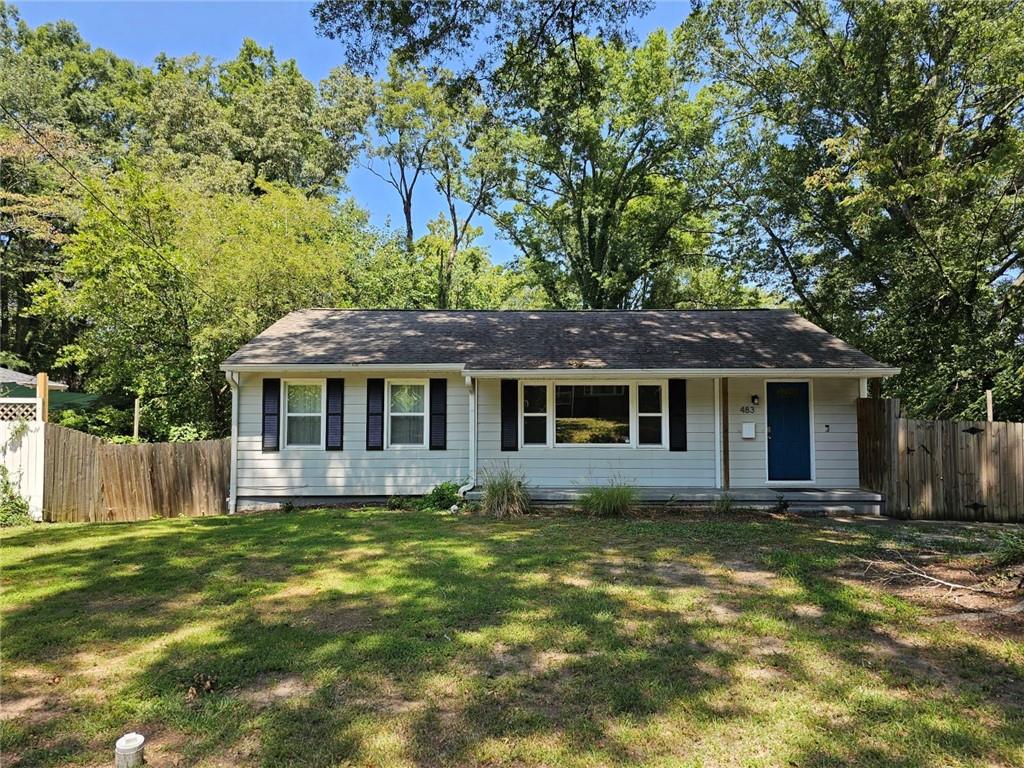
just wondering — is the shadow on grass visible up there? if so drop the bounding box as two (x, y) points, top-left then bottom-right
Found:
(1, 510), (1021, 767)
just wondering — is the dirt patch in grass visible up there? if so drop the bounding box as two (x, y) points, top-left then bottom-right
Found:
(839, 553), (1024, 640)
(1, 666), (71, 728)
(235, 673), (315, 710)
(722, 560), (778, 587)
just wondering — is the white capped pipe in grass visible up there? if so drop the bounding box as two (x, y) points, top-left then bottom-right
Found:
(114, 732), (145, 768)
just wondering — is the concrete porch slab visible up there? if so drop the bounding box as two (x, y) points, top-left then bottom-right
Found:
(464, 486), (884, 516)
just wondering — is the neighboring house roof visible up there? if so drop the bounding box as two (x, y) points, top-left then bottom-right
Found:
(0, 367), (68, 390)
(222, 309), (896, 373)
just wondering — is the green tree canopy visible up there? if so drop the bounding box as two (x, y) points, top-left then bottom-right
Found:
(697, 0), (1024, 419)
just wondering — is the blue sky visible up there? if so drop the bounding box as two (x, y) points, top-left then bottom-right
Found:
(16, 1), (694, 263)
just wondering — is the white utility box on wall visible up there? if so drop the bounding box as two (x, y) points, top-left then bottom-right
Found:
(741, 422), (756, 440)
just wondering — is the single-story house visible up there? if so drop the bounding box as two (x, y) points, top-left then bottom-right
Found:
(220, 309), (899, 513)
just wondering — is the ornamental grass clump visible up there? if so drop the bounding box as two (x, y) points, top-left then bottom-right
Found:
(994, 531), (1024, 566)
(480, 466), (531, 518)
(579, 481), (638, 516)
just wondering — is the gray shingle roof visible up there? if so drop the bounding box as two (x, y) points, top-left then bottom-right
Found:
(222, 309), (891, 371)
(0, 367), (67, 390)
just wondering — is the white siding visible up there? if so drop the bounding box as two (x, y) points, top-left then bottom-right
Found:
(234, 372), (861, 499)
(0, 420), (45, 520)
(727, 377), (859, 487)
(476, 378), (718, 487)
(236, 371), (469, 498)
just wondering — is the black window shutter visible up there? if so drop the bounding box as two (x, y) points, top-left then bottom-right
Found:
(366, 378), (385, 451)
(326, 378), (344, 451)
(500, 379), (518, 451)
(429, 378), (447, 450)
(262, 378), (281, 452)
(668, 379), (687, 451)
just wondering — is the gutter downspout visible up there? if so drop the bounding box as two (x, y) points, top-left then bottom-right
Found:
(226, 371), (240, 514)
(458, 376), (477, 497)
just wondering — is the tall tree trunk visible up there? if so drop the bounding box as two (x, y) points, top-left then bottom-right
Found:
(402, 196), (414, 255)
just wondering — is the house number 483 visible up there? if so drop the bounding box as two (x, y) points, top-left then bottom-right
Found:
(739, 405), (756, 414)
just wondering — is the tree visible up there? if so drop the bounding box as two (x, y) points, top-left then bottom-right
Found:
(361, 61), (507, 307)
(139, 40), (371, 195)
(0, 3), (142, 379)
(310, 0), (651, 83)
(699, 0), (1024, 419)
(361, 59), (440, 252)
(32, 168), (385, 437)
(490, 30), (718, 308)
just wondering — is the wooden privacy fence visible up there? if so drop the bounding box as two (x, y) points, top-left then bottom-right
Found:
(41, 423), (230, 522)
(858, 398), (1024, 521)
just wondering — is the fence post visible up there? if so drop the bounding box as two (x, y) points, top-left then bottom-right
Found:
(35, 373), (48, 422)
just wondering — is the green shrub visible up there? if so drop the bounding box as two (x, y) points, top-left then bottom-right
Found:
(386, 495), (409, 510)
(419, 481), (462, 511)
(712, 493), (735, 514)
(480, 467), (531, 518)
(579, 482), (638, 516)
(0, 466), (32, 527)
(994, 531), (1024, 566)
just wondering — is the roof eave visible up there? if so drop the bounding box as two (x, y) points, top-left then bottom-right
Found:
(219, 362), (900, 378)
(220, 362), (467, 373)
(465, 366), (900, 378)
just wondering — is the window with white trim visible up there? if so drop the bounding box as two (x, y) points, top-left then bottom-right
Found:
(637, 384), (665, 446)
(387, 380), (427, 447)
(522, 383), (549, 446)
(284, 381), (323, 447)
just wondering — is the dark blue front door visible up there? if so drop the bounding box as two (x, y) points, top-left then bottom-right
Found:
(767, 382), (811, 481)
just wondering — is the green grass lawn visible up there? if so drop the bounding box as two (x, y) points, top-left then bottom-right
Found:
(1, 508), (1021, 767)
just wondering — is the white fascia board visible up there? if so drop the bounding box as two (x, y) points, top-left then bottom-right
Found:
(465, 367), (901, 379)
(219, 362), (466, 373)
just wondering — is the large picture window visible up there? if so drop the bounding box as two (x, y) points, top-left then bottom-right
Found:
(284, 381), (323, 447)
(388, 381), (427, 447)
(555, 385), (630, 444)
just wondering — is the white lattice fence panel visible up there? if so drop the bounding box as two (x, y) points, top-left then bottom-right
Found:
(0, 398), (40, 422)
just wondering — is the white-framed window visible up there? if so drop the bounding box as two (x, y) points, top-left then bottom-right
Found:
(521, 382), (550, 447)
(283, 379), (324, 448)
(636, 383), (667, 447)
(517, 380), (669, 449)
(386, 379), (428, 448)
(555, 383), (631, 445)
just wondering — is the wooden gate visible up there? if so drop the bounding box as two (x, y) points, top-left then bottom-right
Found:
(857, 399), (1024, 521)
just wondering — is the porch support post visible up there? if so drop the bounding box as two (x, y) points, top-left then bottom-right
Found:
(225, 371), (240, 514)
(720, 377), (730, 490)
(459, 376), (477, 496)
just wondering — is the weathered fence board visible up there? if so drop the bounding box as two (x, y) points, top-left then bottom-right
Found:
(42, 424), (103, 522)
(40, 424), (229, 522)
(858, 399), (1024, 521)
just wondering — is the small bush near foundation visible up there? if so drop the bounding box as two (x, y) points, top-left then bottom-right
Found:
(579, 482), (638, 516)
(419, 481), (462, 511)
(386, 495), (409, 510)
(994, 531), (1024, 566)
(712, 493), (735, 515)
(481, 467), (531, 518)
(0, 466), (31, 527)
